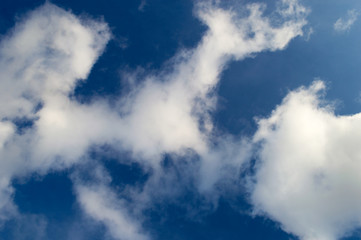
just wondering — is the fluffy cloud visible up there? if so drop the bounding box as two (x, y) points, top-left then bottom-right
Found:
(0, 1), (110, 221)
(119, 0), (309, 186)
(75, 0), (308, 235)
(0, 0), (309, 238)
(334, 9), (359, 32)
(250, 81), (361, 240)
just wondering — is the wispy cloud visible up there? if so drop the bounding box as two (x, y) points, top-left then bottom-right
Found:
(138, 0), (147, 12)
(73, 165), (150, 240)
(334, 9), (359, 32)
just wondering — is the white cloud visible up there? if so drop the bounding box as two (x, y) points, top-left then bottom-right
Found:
(0, 0), (309, 238)
(0, 122), (14, 149)
(334, 9), (359, 32)
(250, 81), (361, 240)
(115, 0), (308, 165)
(0, 4), (109, 119)
(0, 1), (110, 222)
(11, 0), (307, 170)
(76, 185), (149, 240)
(73, 166), (149, 240)
(74, 0), (308, 234)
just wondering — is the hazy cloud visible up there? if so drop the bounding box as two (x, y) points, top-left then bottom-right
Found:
(138, 0), (147, 12)
(334, 9), (359, 32)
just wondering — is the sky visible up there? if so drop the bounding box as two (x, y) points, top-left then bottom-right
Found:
(1, 0), (361, 239)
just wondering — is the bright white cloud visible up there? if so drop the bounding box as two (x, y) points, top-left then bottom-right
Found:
(116, 0), (308, 182)
(0, 1), (110, 222)
(250, 81), (361, 240)
(0, 0), (309, 238)
(334, 9), (359, 32)
(0, 4), (109, 119)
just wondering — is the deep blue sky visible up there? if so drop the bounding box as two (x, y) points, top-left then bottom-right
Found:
(1, 0), (361, 239)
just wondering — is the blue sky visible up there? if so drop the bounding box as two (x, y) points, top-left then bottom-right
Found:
(1, 0), (361, 239)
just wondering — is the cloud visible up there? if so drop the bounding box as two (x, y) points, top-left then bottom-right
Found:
(334, 9), (359, 32)
(0, 1), (110, 221)
(73, 0), (308, 235)
(76, 185), (149, 240)
(250, 81), (361, 240)
(115, 0), (308, 169)
(0, 0), (308, 238)
(138, 0), (147, 12)
(3, 214), (47, 240)
(73, 165), (149, 240)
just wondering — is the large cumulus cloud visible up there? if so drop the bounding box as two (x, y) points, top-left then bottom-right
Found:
(251, 81), (361, 240)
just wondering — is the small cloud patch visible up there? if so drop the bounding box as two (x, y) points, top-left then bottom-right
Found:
(334, 9), (359, 32)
